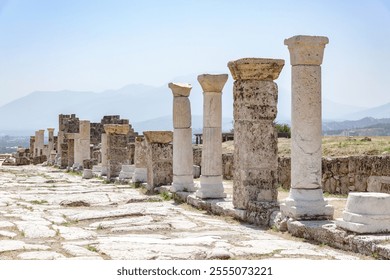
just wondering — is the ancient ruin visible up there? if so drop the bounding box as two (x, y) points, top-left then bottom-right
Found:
(73, 120), (91, 169)
(144, 131), (173, 191)
(169, 82), (196, 193)
(228, 58), (284, 210)
(132, 136), (147, 183)
(281, 35), (334, 220)
(196, 74), (228, 199)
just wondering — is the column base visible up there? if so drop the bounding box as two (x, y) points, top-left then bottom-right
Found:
(132, 167), (147, 183)
(100, 165), (108, 176)
(280, 188), (334, 220)
(336, 192), (390, 233)
(196, 175), (226, 199)
(171, 175), (196, 192)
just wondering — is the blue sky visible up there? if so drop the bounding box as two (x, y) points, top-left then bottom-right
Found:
(0, 0), (389, 108)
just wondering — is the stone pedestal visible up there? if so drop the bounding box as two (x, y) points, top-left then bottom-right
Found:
(228, 58), (284, 209)
(82, 169), (93, 179)
(104, 124), (130, 180)
(119, 165), (135, 180)
(169, 82), (196, 193)
(132, 136), (147, 183)
(196, 74), (228, 199)
(280, 35), (333, 220)
(74, 120), (91, 169)
(336, 192), (390, 233)
(144, 131), (173, 191)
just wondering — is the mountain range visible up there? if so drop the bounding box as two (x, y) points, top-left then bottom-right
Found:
(0, 78), (389, 136)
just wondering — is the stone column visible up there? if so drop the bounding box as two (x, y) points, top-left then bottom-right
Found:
(104, 124), (129, 179)
(144, 131), (173, 191)
(47, 128), (55, 164)
(29, 136), (35, 159)
(74, 120), (91, 169)
(34, 130), (45, 158)
(196, 74), (228, 199)
(228, 58), (284, 210)
(60, 142), (68, 169)
(132, 136), (147, 183)
(100, 133), (108, 176)
(65, 133), (76, 168)
(168, 82), (196, 193)
(281, 35), (334, 220)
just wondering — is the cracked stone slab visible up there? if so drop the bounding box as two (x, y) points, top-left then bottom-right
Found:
(0, 240), (50, 252)
(89, 216), (154, 229)
(52, 226), (97, 240)
(0, 230), (17, 238)
(18, 251), (65, 260)
(62, 244), (101, 257)
(0, 221), (14, 228)
(14, 221), (56, 238)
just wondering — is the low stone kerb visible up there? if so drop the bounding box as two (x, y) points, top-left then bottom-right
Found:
(228, 58), (284, 81)
(168, 82), (192, 97)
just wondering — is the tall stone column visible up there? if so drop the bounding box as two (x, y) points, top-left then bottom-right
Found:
(144, 131), (173, 191)
(74, 120), (91, 169)
(65, 133), (76, 168)
(104, 124), (129, 179)
(29, 136), (35, 159)
(228, 58), (284, 210)
(132, 136), (147, 183)
(281, 35), (334, 220)
(168, 82), (196, 193)
(196, 74), (228, 199)
(47, 128), (55, 164)
(100, 133), (108, 176)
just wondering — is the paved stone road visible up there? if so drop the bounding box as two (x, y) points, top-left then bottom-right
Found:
(0, 164), (371, 260)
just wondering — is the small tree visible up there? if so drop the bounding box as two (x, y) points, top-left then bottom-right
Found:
(275, 123), (291, 138)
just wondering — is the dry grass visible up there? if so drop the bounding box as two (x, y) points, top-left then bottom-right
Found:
(221, 136), (390, 157)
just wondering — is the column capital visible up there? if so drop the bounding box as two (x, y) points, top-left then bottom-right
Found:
(197, 74), (228, 93)
(47, 128), (55, 133)
(144, 131), (173, 144)
(228, 58), (284, 81)
(284, 35), (329, 66)
(168, 82), (192, 97)
(103, 124), (129, 135)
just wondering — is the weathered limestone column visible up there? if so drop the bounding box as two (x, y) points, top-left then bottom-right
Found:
(100, 133), (108, 176)
(132, 136), (147, 183)
(29, 136), (35, 159)
(144, 131), (173, 191)
(74, 120), (91, 169)
(47, 128), (55, 164)
(196, 74), (228, 199)
(168, 82), (196, 193)
(60, 142), (68, 169)
(281, 35), (334, 220)
(34, 130), (45, 157)
(228, 58), (284, 209)
(104, 124), (129, 179)
(65, 133), (76, 168)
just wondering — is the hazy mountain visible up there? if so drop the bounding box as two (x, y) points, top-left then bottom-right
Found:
(342, 102), (390, 120)
(323, 117), (390, 132)
(0, 78), (387, 136)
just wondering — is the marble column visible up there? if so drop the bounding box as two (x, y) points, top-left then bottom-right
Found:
(228, 58), (284, 209)
(74, 120), (91, 169)
(132, 136), (147, 183)
(144, 131), (173, 191)
(47, 128), (55, 164)
(100, 133), (108, 176)
(104, 124), (129, 179)
(168, 82), (196, 193)
(281, 35), (334, 220)
(196, 74), (228, 199)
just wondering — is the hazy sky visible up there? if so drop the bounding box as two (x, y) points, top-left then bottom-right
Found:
(0, 0), (389, 108)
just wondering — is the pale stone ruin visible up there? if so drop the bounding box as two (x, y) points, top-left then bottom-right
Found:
(228, 58), (284, 225)
(169, 82), (196, 193)
(280, 35), (334, 220)
(144, 131), (173, 191)
(73, 120), (91, 170)
(195, 74), (228, 199)
(132, 136), (148, 183)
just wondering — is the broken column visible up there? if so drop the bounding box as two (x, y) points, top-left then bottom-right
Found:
(100, 133), (108, 176)
(65, 133), (76, 168)
(144, 131), (173, 191)
(168, 82), (196, 193)
(29, 136), (35, 159)
(47, 128), (55, 164)
(74, 120), (91, 169)
(196, 74), (228, 199)
(34, 130), (45, 158)
(281, 35), (333, 220)
(104, 124), (129, 180)
(132, 136), (147, 183)
(228, 58), (284, 210)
